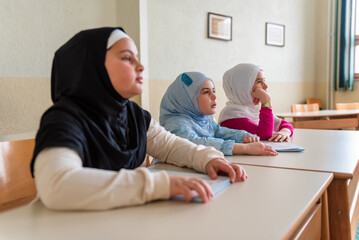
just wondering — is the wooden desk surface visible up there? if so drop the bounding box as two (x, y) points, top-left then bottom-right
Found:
(0, 165), (333, 240)
(227, 129), (359, 179)
(276, 109), (359, 119)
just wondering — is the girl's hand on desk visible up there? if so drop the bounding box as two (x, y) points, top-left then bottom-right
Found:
(242, 135), (259, 143)
(169, 176), (213, 203)
(234, 142), (278, 156)
(269, 128), (291, 142)
(205, 158), (248, 183)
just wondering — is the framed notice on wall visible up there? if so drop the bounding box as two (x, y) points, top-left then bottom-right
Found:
(265, 22), (285, 47)
(208, 12), (232, 41)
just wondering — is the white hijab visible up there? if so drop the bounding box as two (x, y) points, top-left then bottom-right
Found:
(107, 29), (131, 49)
(218, 63), (282, 131)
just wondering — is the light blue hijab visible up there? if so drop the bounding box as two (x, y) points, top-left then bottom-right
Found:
(160, 72), (217, 137)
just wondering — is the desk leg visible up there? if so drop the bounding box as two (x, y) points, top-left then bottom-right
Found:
(321, 190), (330, 240)
(327, 178), (351, 240)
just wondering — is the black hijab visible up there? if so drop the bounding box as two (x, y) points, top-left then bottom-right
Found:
(31, 27), (151, 176)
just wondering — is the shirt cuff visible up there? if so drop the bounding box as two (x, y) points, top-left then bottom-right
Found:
(151, 170), (171, 200)
(220, 140), (235, 156)
(192, 145), (225, 173)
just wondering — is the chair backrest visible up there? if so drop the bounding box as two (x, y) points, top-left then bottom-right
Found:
(335, 102), (359, 110)
(0, 139), (36, 212)
(291, 103), (320, 113)
(306, 98), (322, 109)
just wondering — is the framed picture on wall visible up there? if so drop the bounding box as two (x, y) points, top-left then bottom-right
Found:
(265, 22), (285, 47)
(208, 12), (232, 41)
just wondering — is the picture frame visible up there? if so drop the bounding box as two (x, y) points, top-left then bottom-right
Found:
(265, 22), (285, 47)
(208, 12), (232, 41)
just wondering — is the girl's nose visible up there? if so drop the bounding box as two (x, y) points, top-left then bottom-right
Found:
(212, 93), (216, 100)
(263, 82), (268, 90)
(136, 62), (144, 73)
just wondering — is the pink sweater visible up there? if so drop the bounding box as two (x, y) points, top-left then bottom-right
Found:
(220, 107), (294, 140)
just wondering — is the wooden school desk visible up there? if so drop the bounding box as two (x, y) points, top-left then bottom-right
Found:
(276, 109), (359, 130)
(0, 164), (332, 240)
(227, 129), (359, 239)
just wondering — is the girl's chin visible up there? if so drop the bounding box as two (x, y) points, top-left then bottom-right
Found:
(202, 111), (216, 116)
(126, 90), (143, 99)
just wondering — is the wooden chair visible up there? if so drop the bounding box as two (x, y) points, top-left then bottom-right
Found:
(335, 102), (359, 110)
(0, 139), (36, 212)
(291, 103), (320, 113)
(291, 103), (321, 123)
(306, 98), (323, 110)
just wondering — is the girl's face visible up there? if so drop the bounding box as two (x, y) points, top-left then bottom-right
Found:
(252, 70), (267, 92)
(105, 38), (144, 99)
(197, 80), (217, 116)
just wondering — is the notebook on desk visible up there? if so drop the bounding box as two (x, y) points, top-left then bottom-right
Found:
(263, 141), (305, 152)
(150, 169), (231, 203)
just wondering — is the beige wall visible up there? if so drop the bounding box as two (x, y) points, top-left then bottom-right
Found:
(0, 0), (340, 135)
(0, 77), (51, 135)
(0, 0), (118, 135)
(146, 0), (327, 119)
(334, 81), (359, 104)
(314, 0), (331, 108)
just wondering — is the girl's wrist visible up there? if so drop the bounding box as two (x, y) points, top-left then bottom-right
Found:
(233, 143), (247, 154)
(279, 128), (291, 135)
(261, 93), (271, 104)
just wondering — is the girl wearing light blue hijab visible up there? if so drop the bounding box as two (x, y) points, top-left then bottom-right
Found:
(160, 72), (278, 156)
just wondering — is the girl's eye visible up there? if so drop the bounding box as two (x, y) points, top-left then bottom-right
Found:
(122, 56), (131, 61)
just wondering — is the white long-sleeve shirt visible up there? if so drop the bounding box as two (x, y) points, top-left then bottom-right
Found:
(34, 118), (224, 210)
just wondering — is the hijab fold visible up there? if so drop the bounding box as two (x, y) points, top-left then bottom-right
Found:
(31, 27), (151, 176)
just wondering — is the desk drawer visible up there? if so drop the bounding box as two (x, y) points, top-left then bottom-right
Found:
(291, 202), (322, 240)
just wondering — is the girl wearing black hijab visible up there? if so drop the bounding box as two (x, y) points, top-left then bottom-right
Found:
(31, 27), (247, 210)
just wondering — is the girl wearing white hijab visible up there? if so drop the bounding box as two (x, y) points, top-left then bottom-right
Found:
(218, 63), (293, 141)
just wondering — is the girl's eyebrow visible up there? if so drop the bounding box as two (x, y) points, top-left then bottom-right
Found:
(201, 87), (215, 91)
(119, 49), (139, 58)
